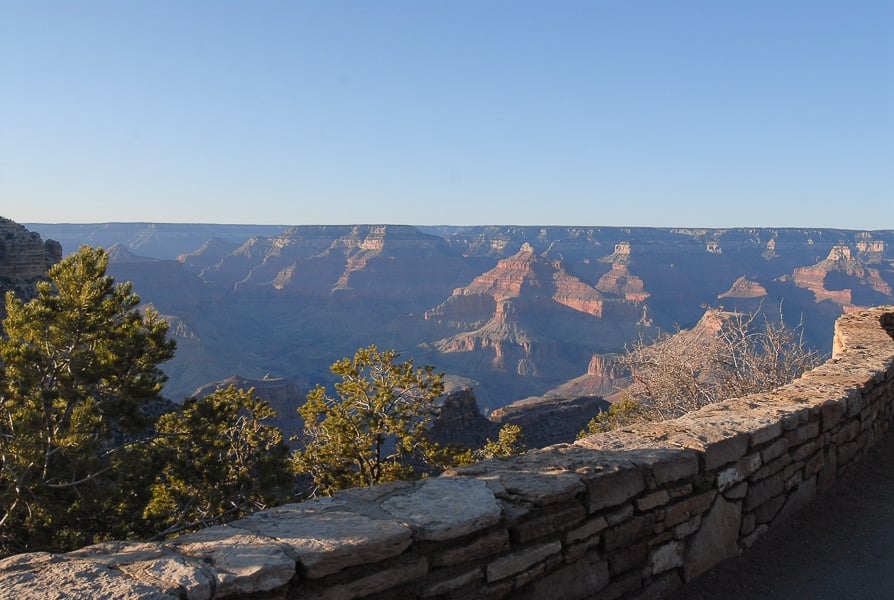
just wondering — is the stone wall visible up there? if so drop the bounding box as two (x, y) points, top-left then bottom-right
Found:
(2, 306), (893, 600)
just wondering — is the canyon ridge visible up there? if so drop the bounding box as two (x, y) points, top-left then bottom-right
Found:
(12, 220), (894, 443)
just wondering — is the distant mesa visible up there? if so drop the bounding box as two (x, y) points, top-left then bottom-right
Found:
(107, 243), (157, 263)
(718, 276), (768, 299)
(600, 241), (634, 264)
(595, 263), (650, 302)
(177, 237), (241, 270)
(426, 242), (606, 324)
(788, 243), (893, 307)
(425, 243), (606, 370)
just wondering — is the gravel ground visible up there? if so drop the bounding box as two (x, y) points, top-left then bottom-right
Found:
(674, 429), (894, 599)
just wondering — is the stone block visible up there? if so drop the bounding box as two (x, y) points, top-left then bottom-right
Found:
(804, 449), (825, 475)
(609, 542), (649, 576)
(716, 453), (761, 491)
(636, 489), (671, 512)
(605, 503), (635, 525)
(229, 507), (411, 580)
(663, 491), (716, 528)
(744, 474), (784, 512)
(683, 495), (741, 581)
(0, 555), (181, 600)
(837, 440), (861, 466)
(821, 399), (846, 432)
(513, 561), (547, 590)
(486, 542), (562, 582)
(381, 477), (502, 542)
(836, 420), (861, 445)
(645, 449), (700, 486)
(604, 514), (657, 551)
(721, 481), (748, 501)
(741, 524), (768, 549)
(670, 418), (750, 471)
(784, 469), (803, 491)
(489, 469), (586, 507)
(785, 421), (820, 446)
(847, 394), (863, 417)
(749, 421), (783, 447)
(430, 529), (510, 568)
(774, 476), (817, 525)
(563, 535), (601, 564)
(650, 541), (684, 574)
(564, 515), (608, 545)
(584, 466), (645, 512)
(304, 556), (428, 600)
(818, 447), (838, 491)
(171, 527), (298, 595)
(419, 567), (483, 598)
(760, 438), (789, 462)
(791, 440), (816, 462)
(749, 454), (791, 482)
(673, 515), (701, 539)
(753, 493), (785, 524)
(510, 502), (586, 544)
(740, 512), (755, 536)
(513, 556), (610, 600)
(68, 542), (216, 600)
(668, 483), (693, 498)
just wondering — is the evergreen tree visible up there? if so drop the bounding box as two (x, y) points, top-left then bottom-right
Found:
(293, 345), (445, 495)
(143, 386), (293, 537)
(0, 246), (175, 555)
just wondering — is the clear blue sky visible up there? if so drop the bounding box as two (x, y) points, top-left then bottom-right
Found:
(2, 1), (892, 228)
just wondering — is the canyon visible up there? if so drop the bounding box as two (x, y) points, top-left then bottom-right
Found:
(16, 222), (894, 428)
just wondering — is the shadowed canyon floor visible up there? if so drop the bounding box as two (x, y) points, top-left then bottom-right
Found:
(676, 428), (894, 600)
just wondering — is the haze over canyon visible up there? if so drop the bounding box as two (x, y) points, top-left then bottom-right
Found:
(6, 219), (894, 442)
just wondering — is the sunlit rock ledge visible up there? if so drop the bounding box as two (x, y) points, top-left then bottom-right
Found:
(2, 306), (893, 600)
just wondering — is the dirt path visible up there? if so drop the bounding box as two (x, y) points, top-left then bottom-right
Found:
(675, 428), (894, 599)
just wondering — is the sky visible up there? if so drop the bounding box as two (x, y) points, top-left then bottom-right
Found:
(1, 1), (892, 229)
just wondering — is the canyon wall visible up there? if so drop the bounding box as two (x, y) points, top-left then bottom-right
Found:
(0, 217), (61, 312)
(21, 223), (894, 408)
(2, 306), (892, 599)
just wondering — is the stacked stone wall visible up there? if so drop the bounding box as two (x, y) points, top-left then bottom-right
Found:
(2, 307), (893, 600)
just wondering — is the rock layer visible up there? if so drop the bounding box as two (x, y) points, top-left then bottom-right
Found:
(0, 217), (61, 312)
(19, 223), (894, 409)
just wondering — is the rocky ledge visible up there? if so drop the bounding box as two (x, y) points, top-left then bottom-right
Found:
(0, 218), (62, 309)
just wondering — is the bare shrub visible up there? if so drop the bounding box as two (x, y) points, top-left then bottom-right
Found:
(617, 305), (824, 421)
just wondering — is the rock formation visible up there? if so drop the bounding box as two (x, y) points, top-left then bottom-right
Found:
(595, 264), (650, 302)
(0, 217), (61, 314)
(18, 222), (894, 411)
(192, 225), (473, 311)
(427, 388), (502, 450)
(789, 243), (893, 307)
(717, 276), (768, 299)
(537, 354), (629, 403)
(488, 393), (612, 448)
